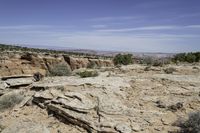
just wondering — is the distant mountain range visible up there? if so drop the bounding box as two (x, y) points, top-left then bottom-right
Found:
(7, 44), (176, 58)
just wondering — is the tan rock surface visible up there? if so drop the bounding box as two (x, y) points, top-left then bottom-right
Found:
(0, 64), (200, 133)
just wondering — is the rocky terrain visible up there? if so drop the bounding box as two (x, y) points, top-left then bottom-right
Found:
(0, 52), (200, 133)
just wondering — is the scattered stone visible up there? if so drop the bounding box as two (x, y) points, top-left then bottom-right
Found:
(0, 81), (7, 90)
(131, 122), (141, 132)
(115, 123), (132, 133)
(33, 72), (44, 82)
(168, 102), (183, 112)
(156, 100), (166, 108)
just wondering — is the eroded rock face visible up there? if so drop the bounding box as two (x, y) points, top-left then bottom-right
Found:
(0, 53), (114, 77)
(64, 56), (90, 70)
(64, 56), (114, 70)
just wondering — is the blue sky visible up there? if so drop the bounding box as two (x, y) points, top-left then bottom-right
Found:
(0, 0), (200, 53)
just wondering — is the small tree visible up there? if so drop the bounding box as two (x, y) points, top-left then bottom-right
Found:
(186, 53), (196, 63)
(113, 54), (133, 65)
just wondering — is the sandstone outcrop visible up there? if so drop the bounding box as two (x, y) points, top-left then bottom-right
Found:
(0, 53), (114, 77)
(64, 56), (114, 70)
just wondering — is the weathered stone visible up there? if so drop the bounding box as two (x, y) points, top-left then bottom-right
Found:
(168, 102), (183, 112)
(161, 113), (177, 126)
(47, 104), (97, 132)
(5, 78), (33, 87)
(156, 100), (167, 108)
(1, 75), (33, 80)
(115, 123), (132, 133)
(0, 81), (7, 90)
(34, 90), (54, 100)
(131, 122), (141, 132)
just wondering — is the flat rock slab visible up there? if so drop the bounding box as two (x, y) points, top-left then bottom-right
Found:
(1, 75), (33, 80)
(5, 78), (33, 87)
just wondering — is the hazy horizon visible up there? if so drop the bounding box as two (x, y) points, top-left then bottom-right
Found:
(0, 0), (200, 53)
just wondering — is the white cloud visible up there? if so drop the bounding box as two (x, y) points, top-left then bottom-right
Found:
(0, 24), (200, 52)
(96, 25), (200, 32)
(91, 24), (107, 28)
(186, 25), (200, 28)
(87, 16), (140, 22)
(57, 32), (200, 52)
(0, 25), (51, 30)
(97, 26), (178, 32)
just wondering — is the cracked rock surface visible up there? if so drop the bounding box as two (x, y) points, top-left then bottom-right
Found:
(0, 64), (200, 133)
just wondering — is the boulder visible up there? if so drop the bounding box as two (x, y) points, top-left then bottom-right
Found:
(115, 123), (132, 133)
(0, 81), (7, 90)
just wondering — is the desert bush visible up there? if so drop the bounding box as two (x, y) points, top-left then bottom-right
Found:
(87, 61), (96, 69)
(173, 53), (186, 63)
(144, 66), (151, 71)
(152, 60), (164, 67)
(0, 124), (5, 131)
(186, 53), (196, 63)
(77, 70), (99, 78)
(173, 52), (200, 63)
(164, 67), (176, 74)
(177, 111), (200, 133)
(142, 57), (167, 67)
(0, 92), (24, 111)
(194, 52), (200, 62)
(48, 64), (71, 76)
(113, 54), (133, 65)
(141, 57), (153, 65)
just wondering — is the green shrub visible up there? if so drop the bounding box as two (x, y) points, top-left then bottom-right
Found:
(173, 53), (186, 62)
(186, 53), (196, 63)
(0, 124), (5, 131)
(177, 112), (200, 133)
(152, 60), (164, 67)
(141, 57), (153, 65)
(173, 52), (200, 63)
(142, 57), (170, 67)
(48, 64), (71, 76)
(164, 67), (176, 74)
(113, 54), (133, 65)
(77, 70), (99, 78)
(0, 92), (24, 112)
(194, 52), (200, 62)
